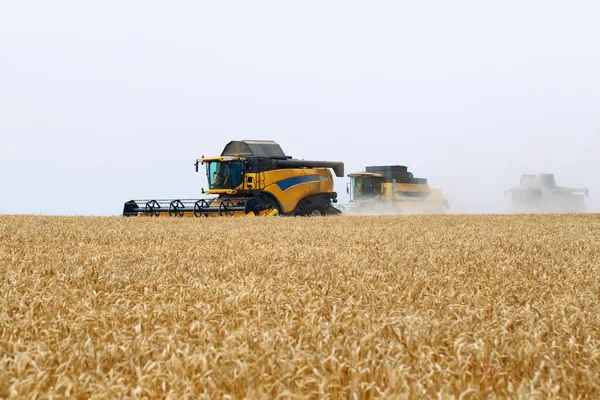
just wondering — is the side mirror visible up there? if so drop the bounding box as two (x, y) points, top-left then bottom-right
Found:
(346, 182), (350, 194)
(201, 188), (205, 194)
(194, 160), (200, 172)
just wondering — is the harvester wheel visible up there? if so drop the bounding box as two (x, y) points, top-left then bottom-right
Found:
(261, 200), (280, 216)
(245, 194), (280, 216)
(308, 208), (324, 217)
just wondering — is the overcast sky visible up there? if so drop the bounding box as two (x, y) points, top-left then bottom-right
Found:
(1, 1), (598, 215)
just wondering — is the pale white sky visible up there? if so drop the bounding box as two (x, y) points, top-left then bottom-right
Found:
(1, 1), (598, 215)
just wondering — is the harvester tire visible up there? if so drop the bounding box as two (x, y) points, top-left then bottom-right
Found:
(245, 194), (281, 216)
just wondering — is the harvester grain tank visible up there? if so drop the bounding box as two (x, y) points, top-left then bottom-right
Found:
(508, 173), (589, 213)
(123, 140), (344, 217)
(345, 165), (449, 214)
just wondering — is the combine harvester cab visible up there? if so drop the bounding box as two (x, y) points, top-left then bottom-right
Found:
(344, 165), (449, 214)
(508, 173), (589, 213)
(123, 140), (344, 217)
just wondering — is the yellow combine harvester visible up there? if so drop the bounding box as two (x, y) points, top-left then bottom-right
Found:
(123, 140), (344, 217)
(346, 165), (449, 214)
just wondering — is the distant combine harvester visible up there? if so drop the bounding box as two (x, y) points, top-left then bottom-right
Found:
(507, 173), (589, 213)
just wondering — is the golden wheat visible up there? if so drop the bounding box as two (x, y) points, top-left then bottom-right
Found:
(0, 214), (599, 399)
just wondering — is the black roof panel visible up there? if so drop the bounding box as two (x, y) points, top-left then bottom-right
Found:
(221, 140), (287, 158)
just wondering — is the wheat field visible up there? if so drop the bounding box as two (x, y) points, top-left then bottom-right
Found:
(0, 214), (599, 399)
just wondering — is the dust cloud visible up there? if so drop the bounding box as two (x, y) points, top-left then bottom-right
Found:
(338, 201), (447, 216)
(336, 127), (598, 216)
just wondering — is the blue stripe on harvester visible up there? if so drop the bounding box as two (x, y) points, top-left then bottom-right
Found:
(275, 175), (321, 191)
